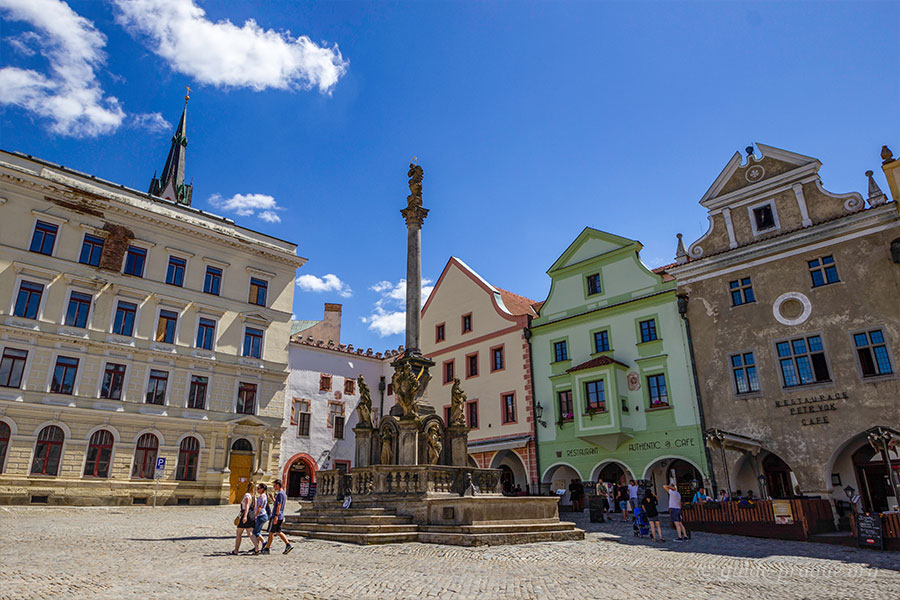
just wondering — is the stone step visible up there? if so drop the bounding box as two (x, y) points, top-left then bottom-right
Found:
(418, 521), (577, 534)
(289, 508), (397, 519)
(285, 514), (414, 525)
(416, 528), (585, 547)
(286, 529), (421, 545)
(283, 523), (419, 534)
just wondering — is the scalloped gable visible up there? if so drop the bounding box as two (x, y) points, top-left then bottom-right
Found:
(700, 144), (820, 207)
(547, 228), (638, 273)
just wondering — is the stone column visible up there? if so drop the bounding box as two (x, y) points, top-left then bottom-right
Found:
(401, 205), (429, 354)
(398, 420), (420, 465)
(448, 426), (470, 467)
(354, 426), (374, 467)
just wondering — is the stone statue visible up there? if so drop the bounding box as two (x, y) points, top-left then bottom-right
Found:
(425, 423), (443, 465)
(407, 162), (423, 208)
(392, 360), (423, 420)
(449, 378), (467, 427)
(380, 428), (394, 465)
(356, 375), (373, 428)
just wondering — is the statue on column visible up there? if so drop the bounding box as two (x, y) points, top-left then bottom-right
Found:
(356, 375), (374, 428)
(449, 378), (467, 427)
(392, 360), (424, 420)
(407, 162), (423, 208)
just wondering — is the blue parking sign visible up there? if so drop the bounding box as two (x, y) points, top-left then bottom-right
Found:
(156, 457), (166, 470)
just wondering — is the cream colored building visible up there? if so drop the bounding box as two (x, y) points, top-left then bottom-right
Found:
(420, 257), (539, 492)
(0, 107), (305, 505)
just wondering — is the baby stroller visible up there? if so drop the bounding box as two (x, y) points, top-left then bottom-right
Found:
(632, 506), (650, 538)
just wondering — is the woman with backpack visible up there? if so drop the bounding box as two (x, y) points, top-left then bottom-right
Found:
(251, 483), (270, 554)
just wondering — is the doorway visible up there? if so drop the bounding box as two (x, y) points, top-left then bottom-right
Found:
(853, 445), (893, 512)
(763, 453), (793, 499)
(287, 460), (312, 499)
(499, 464), (515, 495)
(228, 439), (254, 504)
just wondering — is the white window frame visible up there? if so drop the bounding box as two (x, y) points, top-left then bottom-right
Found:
(143, 366), (172, 406)
(59, 285), (96, 331)
(97, 360), (131, 402)
(747, 198), (781, 237)
(194, 313), (218, 352)
(45, 349), (86, 396)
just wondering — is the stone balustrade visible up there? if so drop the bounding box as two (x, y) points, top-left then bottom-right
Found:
(315, 465), (503, 502)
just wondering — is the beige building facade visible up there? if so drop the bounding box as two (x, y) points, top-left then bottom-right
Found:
(0, 114), (305, 505)
(421, 257), (539, 492)
(671, 143), (900, 515)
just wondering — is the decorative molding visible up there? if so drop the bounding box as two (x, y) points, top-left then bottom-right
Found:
(792, 183), (813, 227)
(722, 208), (738, 249)
(772, 292), (812, 326)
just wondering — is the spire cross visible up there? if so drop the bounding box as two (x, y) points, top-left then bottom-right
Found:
(184, 85), (191, 104)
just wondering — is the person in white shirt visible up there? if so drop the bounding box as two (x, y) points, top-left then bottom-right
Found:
(664, 483), (688, 542)
(627, 480), (639, 512)
(231, 486), (256, 555)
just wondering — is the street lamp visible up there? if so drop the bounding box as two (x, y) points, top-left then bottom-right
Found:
(843, 484), (855, 498)
(534, 402), (547, 428)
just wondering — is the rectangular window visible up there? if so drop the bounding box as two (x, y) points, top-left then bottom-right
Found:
(146, 370), (168, 404)
(586, 273), (602, 295)
(855, 329), (894, 377)
(594, 330), (610, 353)
(731, 352), (760, 394)
(584, 380), (606, 412)
(0, 348), (28, 388)
(639, 319), (658, 343)
(187, 375), (208, 409)
(156, 310), (178, 344)
(435, 323), (445, 342)
(334, 415), (345, 440)
(466, 400), (479, 429)
(165, 256), (186, 287)
(249, 278), (268, 306)
(461, 314), (473, 333)
(466, 353), (478, 378)
(64, 291), (92, 328)
(112, 301), (137, 336)
(386, 382), (393, 396)
(809, 255), (839, 287)
(14, 281), (43, 319)
(753, 204), (776, 231)
(502, 393), (516, 423)
(647, 374), (669, 407)
(123, 246), (147, 277)
(776, 335), (830, 387)
(79, 234), (104, 266)
(491, 346), (505, 371)
(100, 363), (126, 400)
(319, 374), (332, 392)
(297, 411), (311, 437)
(242, 327), (263, 359)
(344, 379), (356, 395)
(203, 266), (222, 295)
(290, 398), (309, 426)
(236, 383), (257, 414)
(553, 340), (568, 362)
(729, 278), (756, 306)
(328, 401), (344, 427)
(29, 220), (58, 255)
(196, 318), (216, 350)
(444, 360), (455, 384)
(557, 390), (573, 421)
(51, 356), (79, 395)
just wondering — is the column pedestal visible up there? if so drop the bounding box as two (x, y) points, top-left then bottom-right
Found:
(354, 426), (374, 467)
(398, 420), (420, 466)
(448, 426), (470, 467)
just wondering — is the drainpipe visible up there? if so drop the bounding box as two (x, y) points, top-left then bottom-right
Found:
(678, 294), (718, 495)
(525, 325), (541, 496)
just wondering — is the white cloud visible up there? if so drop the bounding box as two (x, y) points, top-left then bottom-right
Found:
(296, 274), (352, 298)
(0, 0), (126, 136)
(113, 0), (348, 93)
(362, 278), (433, 337)
(127, 112), (171, 133)
(208, 193), (284, 221)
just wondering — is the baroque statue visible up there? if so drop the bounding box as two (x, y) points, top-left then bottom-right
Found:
(407, 162), (423, 208)
(425, 423), (443, 465)
(449, 378), (467, 427)
(355, 375), (374, 428)
(380, 428), (394, 465)
(392, 360), (425, 420)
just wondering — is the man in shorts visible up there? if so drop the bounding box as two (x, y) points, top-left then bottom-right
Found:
(663, 483), (688, 542)
(261, 479), (293, 555)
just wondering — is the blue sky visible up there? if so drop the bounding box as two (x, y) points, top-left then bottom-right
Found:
(2, 1), (898, 351)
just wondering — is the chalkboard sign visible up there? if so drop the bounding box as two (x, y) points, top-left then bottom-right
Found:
(857, 512), (883, 550)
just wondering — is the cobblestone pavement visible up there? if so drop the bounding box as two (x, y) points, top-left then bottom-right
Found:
(1, 505), (898, 600)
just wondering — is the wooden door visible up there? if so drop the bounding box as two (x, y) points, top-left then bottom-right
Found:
(228, 454), (253, 504)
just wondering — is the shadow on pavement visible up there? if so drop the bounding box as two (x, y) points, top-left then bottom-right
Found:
(128, 535), (233, 542)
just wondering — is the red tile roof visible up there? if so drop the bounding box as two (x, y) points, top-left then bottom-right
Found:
(566, 355), (629, 373)
(652, 264), (676, 282)
(496, 286), (539, 317)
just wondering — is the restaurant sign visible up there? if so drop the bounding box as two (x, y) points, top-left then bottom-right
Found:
(774, 391), (848, 426)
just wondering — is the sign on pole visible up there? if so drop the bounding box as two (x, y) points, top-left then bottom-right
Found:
(155, 457), (166, 478)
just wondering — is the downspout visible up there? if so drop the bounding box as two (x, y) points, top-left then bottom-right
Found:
(525, 325), (541, 496)
(678, 294), (718, 495)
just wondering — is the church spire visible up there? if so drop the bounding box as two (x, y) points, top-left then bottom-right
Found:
(148, 87), (193, 206)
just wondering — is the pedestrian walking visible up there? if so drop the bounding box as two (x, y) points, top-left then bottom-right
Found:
(569, 478), (585, 512)
(261, 479), (293, 555)
(231, 485), (255, 555)
(251, 483), (270, 554)
(627, 479), (639, 513)
(663, 483), (689, 542)
(617, 483), (630, 521)
(641, 489), (663, 542)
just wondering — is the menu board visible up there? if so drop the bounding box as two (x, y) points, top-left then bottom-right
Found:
(856, 512), (883, 550)
(773, 500), (794, 525)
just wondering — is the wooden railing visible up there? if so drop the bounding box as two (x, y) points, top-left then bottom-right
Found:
(682, 499), (835, 541)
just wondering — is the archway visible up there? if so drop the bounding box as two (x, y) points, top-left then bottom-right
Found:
(489, 449), (528, 492)
(467, 455), (478, 468)
(282, 452), (318, 499)
(730, 450), (795, 499)
(762, 453), (793, 499)
(641, 456), (703, 509)
(542, 463), (580, 504)
(828, 429), (900, 514)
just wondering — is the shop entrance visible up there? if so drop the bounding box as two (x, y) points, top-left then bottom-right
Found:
(597, 462), (626, 485)
(287, 461), (313, 499)
(763, 453), (793, 499)
(668, 459), (702, 501)
(228, 438), (254, 504)
(853, 445), (895, 513)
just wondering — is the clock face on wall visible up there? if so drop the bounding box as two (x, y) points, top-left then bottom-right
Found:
(746, 165), (765, 183)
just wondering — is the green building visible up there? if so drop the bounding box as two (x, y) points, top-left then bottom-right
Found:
(531, 228), (708, 504)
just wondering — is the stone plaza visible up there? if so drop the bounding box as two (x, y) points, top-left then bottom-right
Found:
(1, 504), (898, 599)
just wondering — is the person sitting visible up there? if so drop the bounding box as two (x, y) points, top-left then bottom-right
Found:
(718, 489), (730, 502)
(692, 487), (709, 504)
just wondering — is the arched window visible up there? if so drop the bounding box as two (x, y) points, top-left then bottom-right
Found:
(0, 421), (10, 473)
(176, 437), (200, 481)
(31, 425), (64, 476)
(231, 438), (252, 452)
(132, 433), (159, 479)
(84, 430), (114, 478)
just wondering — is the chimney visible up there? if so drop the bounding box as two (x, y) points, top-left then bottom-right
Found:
(323, 303), (342, 344)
